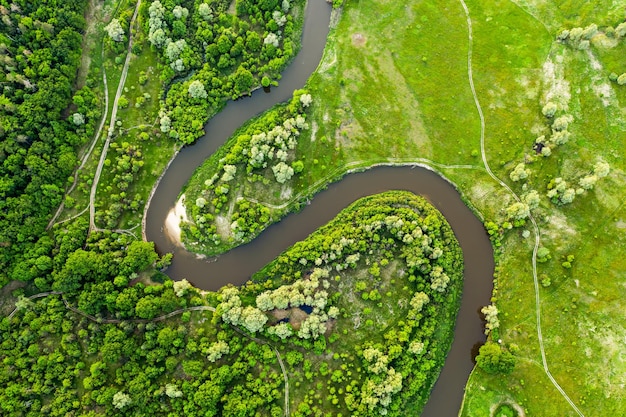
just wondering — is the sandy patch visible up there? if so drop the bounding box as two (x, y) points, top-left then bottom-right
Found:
(490, 400), (526, 417)
(543, 211), (577, 244)
(317, 44), (336, 74)
(585, 49), (617, 107)
(352, 33), (366, 47)
(271, 308), (309, 330)
(164, 194), (188, 246)
(215, 215), (231, 238)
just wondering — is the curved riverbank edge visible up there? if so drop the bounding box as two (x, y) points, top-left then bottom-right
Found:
(178, 158), (488, 257)
(148, 164), (495, 417)
(142, 147), (180, 241)
(163, 194), (188, 246)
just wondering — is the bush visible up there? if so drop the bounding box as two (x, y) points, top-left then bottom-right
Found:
(476, 341), (515, 374)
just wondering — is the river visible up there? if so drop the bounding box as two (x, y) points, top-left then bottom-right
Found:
(144, 1), (494, 415)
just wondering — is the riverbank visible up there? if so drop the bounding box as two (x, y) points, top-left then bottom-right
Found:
(164, 194), (187, 247)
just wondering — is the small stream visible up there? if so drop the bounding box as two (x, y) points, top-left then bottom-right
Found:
(144, 1), (494, 415)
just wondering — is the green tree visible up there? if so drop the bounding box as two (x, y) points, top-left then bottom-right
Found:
(476, 341), (515, 374)
(105, 19), (125, 42)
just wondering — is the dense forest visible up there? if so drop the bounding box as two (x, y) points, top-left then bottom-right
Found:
(1, 191), (464, 416)
(146, 0), (306, 144)
(0, 0), (100, 285)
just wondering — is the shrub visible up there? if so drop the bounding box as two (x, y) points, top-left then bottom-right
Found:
(476, 342), (515, 374)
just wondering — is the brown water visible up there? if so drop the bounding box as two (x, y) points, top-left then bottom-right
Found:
(144, 1), (494, 415)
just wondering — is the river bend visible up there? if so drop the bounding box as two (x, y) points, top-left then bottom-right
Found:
(144, 1), (494, 415)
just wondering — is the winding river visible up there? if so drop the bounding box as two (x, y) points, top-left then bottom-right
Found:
(145, 1), (494, 415)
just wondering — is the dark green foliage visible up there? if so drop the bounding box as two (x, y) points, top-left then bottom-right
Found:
(146, 0), (306, 144)
(0, 0), (98, 284)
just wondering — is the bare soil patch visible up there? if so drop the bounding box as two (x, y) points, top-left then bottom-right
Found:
(352, 33), (366, 47)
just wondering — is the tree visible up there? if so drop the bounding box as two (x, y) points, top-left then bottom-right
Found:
(551, 129), (570, 145)
(71, 113), (85, 125)
(593, 161), (610, 177)
(135, 295), (160, 319)
(207, 340), (230, 362)
(188, 80), (208, 99)
(579, 174), (598, 190)
(198, 3), (213, 21)
(542, 102), (557, 118)
(481, 305), (500, 335)
(240, 306), (267, 333)
(148, 28), (167, 48)
(233, 67), (254, 95)
(509, 162), (529, 182)
(221, 164), (236, 182)
(166, 39), (187, 62)
(272, 162), (294, 183)
(552, 114), (572, 131)
(522, 190), (540, 209)
(173, 279), (192, 297)
(264, 33), (280, 47)
(300, 93), (312, 107)
(505, 202), (530, 220)
(269, 322), (293, 339)
(105, 19), (125, 42)
(537, 247), (551, 263)
(112, 391), (132, 409)
(159, 113), (171, 132)
(165, 384), (183, 398)
(429, 266), (449, 292)
(119, 241), (158, 276)
(172, 5), (189, 19)
(256, 291), (274, 311)
(476, 341), (515, 374)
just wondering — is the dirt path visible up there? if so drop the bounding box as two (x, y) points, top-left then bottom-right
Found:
(89, 0), (142, 232)
(48, 9), (112, 230)
(457, 1), (585, 415)
(274, 347), (290, 417)
(231, 326), (291, 416)
(7, 290), (215, 323)
(75, 0), (100, 90)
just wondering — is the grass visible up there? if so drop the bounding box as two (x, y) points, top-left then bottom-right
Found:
(177, 0), (626, 415)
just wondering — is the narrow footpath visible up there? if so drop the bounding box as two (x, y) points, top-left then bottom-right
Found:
(458, 0), (585, 415)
